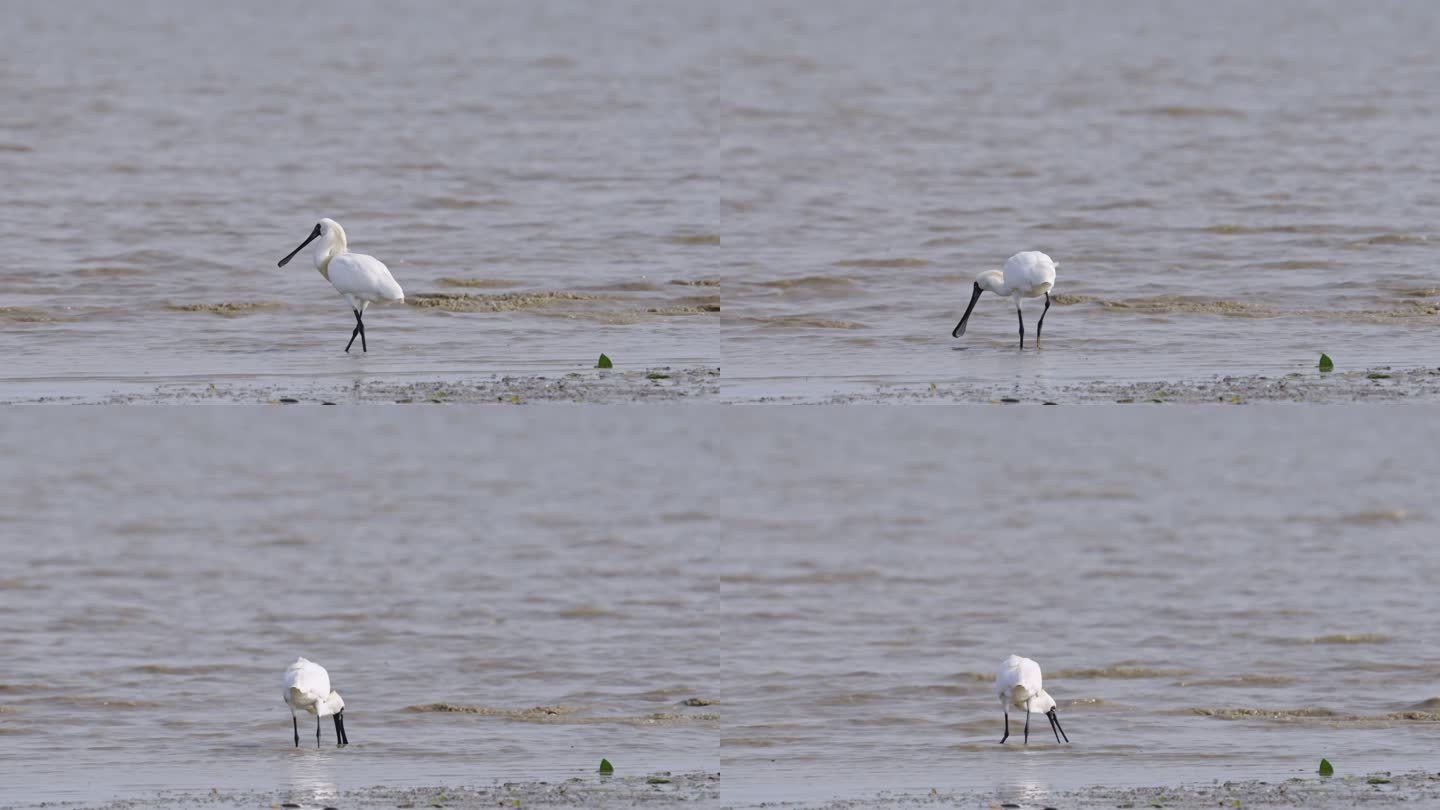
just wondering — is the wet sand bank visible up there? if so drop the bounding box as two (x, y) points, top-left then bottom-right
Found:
(727, 366), (1440, 404)
(0, 773), (720, 810)
(0, 367), (720, 405)
(738, 771), (1440, 810)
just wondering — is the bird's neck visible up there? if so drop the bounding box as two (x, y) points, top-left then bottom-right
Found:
(314, 234), (346, 281)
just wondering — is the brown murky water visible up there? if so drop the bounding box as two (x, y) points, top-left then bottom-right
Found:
(0, 0), (717, 399)
(719, 407), (1440, 804)
(721, 0), (1440, 400)
(0, 408), (718, 804)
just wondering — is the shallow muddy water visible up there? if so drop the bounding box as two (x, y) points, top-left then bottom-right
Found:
(0, 0), (717, 400)
(718, 407), (1440, 805)
(0, 408), (718, 805)
(721, 0), (1440, 400)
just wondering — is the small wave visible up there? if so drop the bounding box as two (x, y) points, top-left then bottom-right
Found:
(1178, 675), (1297, 687)
(406, 291), (605, 312)
(0, 578), (45, 591)
(648, 304), (720, 315)
(1280, 633), (1391, 645)
(533, 55), (576, 69)
(418, 196), (513, 210)
(403, 704), (716, 725)
(1034, 218), (1117, 231)
(1079, 198), (1156, 212)
(129, 664), (237, 676)
(1193, 707), (1338, 720)
(1334, 509), (1412, 525)
(1123, 106), (1246, 119)
(1053, 667), (1192, 679)
(670, 278), (719, 287)
(43, 696), (162, 709)
(736, 316), (867, 330)
(1195, 706), (1440, 725)
(723, 737), (776, 748)
(1053, 294), (1274, 317)
(436, 277), (525, 289)
(833, 258), (930, 268)
(757, 276), (858, 291)
(557, 605), (622, 619)
(668, 234), (720, 246)
(1252, 259), (1343, 271)
(0, 307), (59, 323)
(1393, 287), (1440, 298)
(166, 301), (285, 316)
(1202, 224), (1341, 235)
(1350, 233), (1430, 247)
(407, 704), (577, 719)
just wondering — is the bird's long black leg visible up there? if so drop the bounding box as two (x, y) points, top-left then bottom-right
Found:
(358, 311), (367, 353)
(316, 715), (321, 748)
(345, 309), (362, 353)
(293, 714), (299, 747)
(1036, 292), (1051, 347)
(1023, 707), (1031, 744)
(1017, 305), (1025, 350)
(1000, 709), (1009, 744)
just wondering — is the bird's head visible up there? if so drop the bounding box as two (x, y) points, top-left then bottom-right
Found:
(278, 218), (346, 269)
(974, 269), (1005, 294)
(318, 690), (345, 717)
(1030, 688), (1057, 714)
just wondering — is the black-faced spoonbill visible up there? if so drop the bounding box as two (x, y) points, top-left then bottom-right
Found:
(284, 657), (349, 748)
(277, 218), (404, 353)
(951, 251), (1058, 349)
(996, 654), (1068, 745)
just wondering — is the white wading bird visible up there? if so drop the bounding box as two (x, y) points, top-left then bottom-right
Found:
(284, 657), (349, 748)
(996, 654), (1068, 745)
(278, 218), (404, 353)
(952, 251), (1058, 349)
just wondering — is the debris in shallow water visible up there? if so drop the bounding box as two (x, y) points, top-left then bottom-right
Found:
(597, 353), (613, 369)
(599, 758), (614, 774)
(1319, 353), (1334, 372)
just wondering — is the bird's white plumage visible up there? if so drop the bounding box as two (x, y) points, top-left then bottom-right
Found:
(996, 654), (1055, 714)
(952, 250), (1060, 347)
(979, 251), (1057, 300)
(310, 218), (404, 310)
(328, 252), (405, 312)
(285, 657), (342, 718)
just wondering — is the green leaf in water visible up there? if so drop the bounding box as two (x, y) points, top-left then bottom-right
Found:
(1319, 354), (1334, 372)
(1319, 757), (1334, 776)
(596, 353), (613, 369)
(1367, 372), (1391, 380)
(599, 758), (614, 774)
(1367, 776), (1391, 784)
